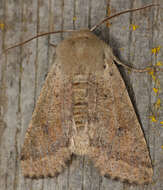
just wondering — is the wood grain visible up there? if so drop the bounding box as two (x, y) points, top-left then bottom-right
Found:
(0, 0), (162, 190)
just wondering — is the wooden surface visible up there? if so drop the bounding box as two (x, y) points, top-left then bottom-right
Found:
(0, 0), (163, 189)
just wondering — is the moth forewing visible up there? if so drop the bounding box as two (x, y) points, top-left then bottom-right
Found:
(21, 30), (153, 184)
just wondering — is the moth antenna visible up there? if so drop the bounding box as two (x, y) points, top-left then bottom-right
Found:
(113, 56), (152, 73)
(90, 4), (160, 31)
(114, 56), (163, 73)
(3, 30), (75, 52)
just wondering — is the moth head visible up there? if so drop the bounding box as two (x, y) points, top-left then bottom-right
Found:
(55, 31), (109, 76)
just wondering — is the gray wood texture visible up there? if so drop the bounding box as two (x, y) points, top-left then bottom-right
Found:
(0, 0), (163, 189)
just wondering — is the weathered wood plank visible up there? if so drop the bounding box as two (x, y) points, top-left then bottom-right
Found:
(0, 0), (162, 190)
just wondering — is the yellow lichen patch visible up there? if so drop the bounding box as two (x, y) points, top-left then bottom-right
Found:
(130, 24), (139, 31)
(151, 46), (161, 55)
(150, 115), (157, 123)
(73, 16), (77, 21)
(156, 61), (163, 66)
(0, 23), (5, 30)
(152, 48), (157, 54)
(155, 98), (161, 108)
(161, 145), (163, 149)
(148, 70), (154, 75)
(149, 47), (162, 127)
(148, 70), (156, 81)
(160, 121), (163, 128)
(153, 88), (159, 94)
(152, 75), (156, 81)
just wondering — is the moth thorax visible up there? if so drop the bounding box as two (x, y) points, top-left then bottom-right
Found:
(72, 75), (88, 130)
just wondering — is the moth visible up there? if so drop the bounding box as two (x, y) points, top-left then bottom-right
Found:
(5, 4), (159, 185)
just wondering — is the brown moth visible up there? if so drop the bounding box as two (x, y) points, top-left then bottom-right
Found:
(20, 29), (153, 184)
(16, 4), (159, 185)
